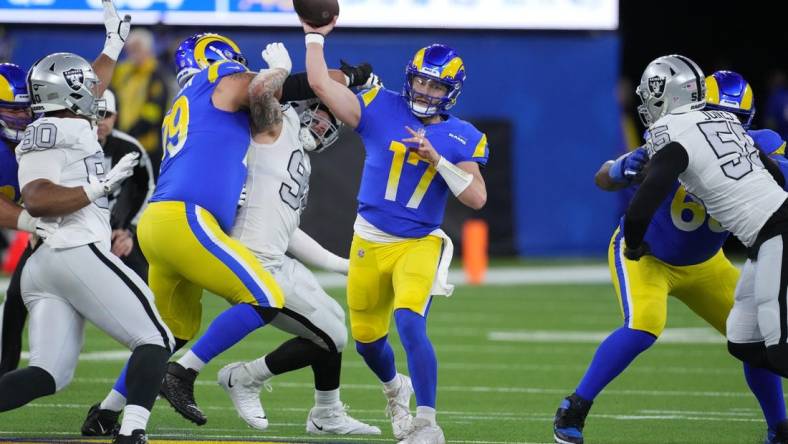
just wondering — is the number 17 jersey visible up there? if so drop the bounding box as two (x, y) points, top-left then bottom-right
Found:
(354, 86), (488, 238)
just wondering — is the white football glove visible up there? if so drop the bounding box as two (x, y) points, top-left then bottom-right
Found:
(261, 42), (292, 75)
(363, 73), (383, 90)
(83, 152), (139, 202)
(101, 0), (131, 61)
(17, 210), (57, 240)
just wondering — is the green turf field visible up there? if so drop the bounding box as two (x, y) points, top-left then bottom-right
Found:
(0, 278), (776, 444)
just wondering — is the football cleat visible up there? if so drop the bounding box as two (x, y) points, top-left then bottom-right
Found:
(553, 393), (593, 444)
(397, 417), (445, 444)
(159, 362), (206, 425)
(80, 403), (120, 436)
(766, 419), (788, 444)
(306, 402), (382, 435)
(384, 373), (415, 439)
(217, 362), (269, 430)
(112, 429), (147, 444)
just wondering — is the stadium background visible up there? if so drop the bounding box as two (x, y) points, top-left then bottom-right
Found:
(3, 1), (788, 443)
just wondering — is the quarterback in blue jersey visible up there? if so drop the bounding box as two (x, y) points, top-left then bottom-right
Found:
(553, 71), (788, 444)
(304, 18), (488, 444)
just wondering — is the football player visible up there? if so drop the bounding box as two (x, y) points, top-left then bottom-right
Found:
(218, 53), (378, 434)
(0, 0), (132, 378)
(80, 35), (375, 431)
(3, 41), (176, 444)
(554, 68), (788, 444)
(303, 19), (488, 444)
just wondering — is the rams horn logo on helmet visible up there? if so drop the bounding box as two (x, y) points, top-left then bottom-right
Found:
(648, 76), (666, 98)
(63, 68), (84, 91)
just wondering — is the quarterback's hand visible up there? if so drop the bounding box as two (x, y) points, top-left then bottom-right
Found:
(609, 147), (648, 183)
(262, 42), (292, 74)
(301, 16), (337, 36)
(111, 229), (133, 257)
(101, 0), (131, 61)
(624, 241), (650, 261)
(403, 126), (440, 166)
(84, 152), (139, 202)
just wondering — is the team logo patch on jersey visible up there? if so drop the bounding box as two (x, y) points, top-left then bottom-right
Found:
(357, 248), (365, 258)
(63, 69), (84, 91)
(648, 76), (666, 98)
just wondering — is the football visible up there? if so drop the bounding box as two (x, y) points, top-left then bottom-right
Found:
(293, 0), (339, 27)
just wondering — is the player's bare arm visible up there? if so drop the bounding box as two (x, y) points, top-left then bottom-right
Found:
(22, 179), (92, 217)
(403, 126), (487, 210)
(92, 0), (130, 97)
(248, 67), (289, 139)
(623, 142), (688, 259)
(595, 161), (629, 191)
(303, 18), (362, 129)
(0, 194), (25, 229)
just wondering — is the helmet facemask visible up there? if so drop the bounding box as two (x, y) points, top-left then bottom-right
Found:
(0, 105), (33, 143)
(405, 74), (456, 118)
(299, 103), (342, 153)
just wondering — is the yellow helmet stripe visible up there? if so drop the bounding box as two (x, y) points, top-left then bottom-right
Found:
(194, 34), (241, 69)
(741, 83), (754, 111)
(412, 48), (426, 71)
(0, 75), (15, 102)
(440, 56), (464, 79)
(705, 75), (720, 105)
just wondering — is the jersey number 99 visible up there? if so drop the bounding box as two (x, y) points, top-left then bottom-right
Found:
(162, 96), (190, 158)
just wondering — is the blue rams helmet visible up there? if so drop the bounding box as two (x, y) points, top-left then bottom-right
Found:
(0, 63), (32, 143)
(705, 70), (755, 128)
(174, 33), (248, 88)
(403, 44), (466, 117)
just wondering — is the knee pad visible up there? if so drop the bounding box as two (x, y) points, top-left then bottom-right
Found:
(728, 341), (770, 368)
(332, 326), (348, 353)
(350, 321), (383, 344)
(766, 344), (788, 378)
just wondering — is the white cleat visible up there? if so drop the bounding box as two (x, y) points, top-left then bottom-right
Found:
(217, 362), (268, 430)
(306, 402), (382, 435)
(397, 417), (446, 444)
(384, 373), (414, 439)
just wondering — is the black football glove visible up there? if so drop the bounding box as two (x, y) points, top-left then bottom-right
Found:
(624, 241), (651, 261)
(339, 59), (373, 88)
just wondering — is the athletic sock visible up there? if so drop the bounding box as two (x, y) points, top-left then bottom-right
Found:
(356, 336), (397, 384)
(100, 388), (127, 412)
(383, 374), (401, 391)
(108, 361), (130, 399)
(118, 404), (150, 436)
(247, 355), (276, 382)
(125, 344), (169, 411)
(416, 406), (437, 426)
(744, 363), (787, 431)
(315, 388), (340, 408)
(177, 350), (206, 373)
(0, 366), (56, 412)
(190, 303), (265, 364)
(575, 326), (656, 401)
(395, 309), (437, 408)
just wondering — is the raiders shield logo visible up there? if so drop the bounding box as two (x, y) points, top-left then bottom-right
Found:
(648, 75), (666, 98)
(63, 68), (84, 91)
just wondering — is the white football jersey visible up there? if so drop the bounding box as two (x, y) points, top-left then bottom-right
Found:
(647, 110), (788, 246)
(17, 117), (111, 249)
(232, 106), (311, 265)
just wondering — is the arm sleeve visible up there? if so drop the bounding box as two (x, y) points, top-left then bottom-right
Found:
(761, 150), (786, 188)
(280, 72), (317, 102)
(17, 149), (68, 189)
(287, 228), (349, 274)
(623, 142), (689, 249)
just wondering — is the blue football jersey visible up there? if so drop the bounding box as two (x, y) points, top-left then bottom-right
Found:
(150, 60), (250, 232)
(619, 128), (785, 266)
(0, 139), (20, 203)
(355, 87), (488, 238)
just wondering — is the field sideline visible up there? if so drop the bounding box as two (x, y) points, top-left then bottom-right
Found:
(0, 264), (777, 443)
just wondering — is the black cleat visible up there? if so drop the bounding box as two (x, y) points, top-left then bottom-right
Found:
(113, 429), (148, 444)
(766, 419), (788, 444)
(553, 393), (593, 444)
(81, 403), (120, 436)
(159, 362), (207, 425)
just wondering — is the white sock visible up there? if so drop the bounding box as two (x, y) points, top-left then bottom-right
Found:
(247, 355), (275, 382)
(99, 389), (127, 412)
(416, 406), (437, 426)
(314, 388), (340, 408)
(118, 404), (150, 435)
(383, 374), (401, 392)
(177, 350), (206, 373)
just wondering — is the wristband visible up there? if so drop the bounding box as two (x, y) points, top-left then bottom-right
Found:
(305, 33), (325, 47)
(436, 156), (473, 196)
(17, 209), (38, 233)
